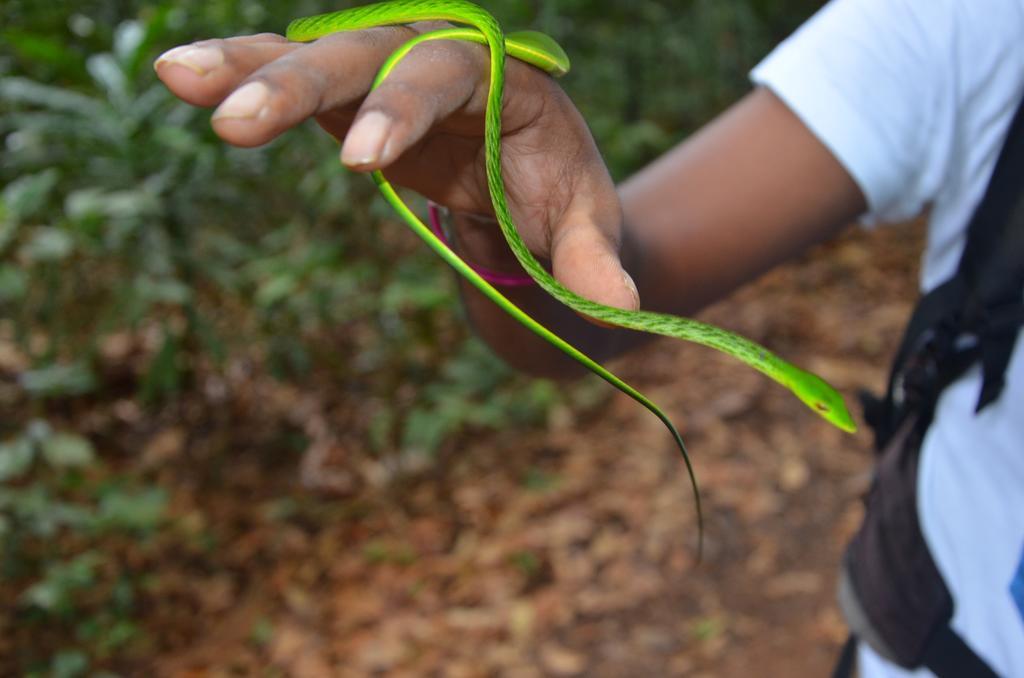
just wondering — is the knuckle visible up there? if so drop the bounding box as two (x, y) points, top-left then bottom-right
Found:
(409, 20), (454, 34)
(263, 53), (327, 92)
(367, 78), (432, 119)
(508, 59), (560, 95)
(247, 32), (287, 42)
(424, 40), (483, 74)
(192, 37), (227, 50)
(350, 24), (416, 49)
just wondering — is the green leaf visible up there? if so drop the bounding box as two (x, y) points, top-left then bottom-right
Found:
(401, 407), (453, 457)
(18, 226), (74, 263)
(94, 488), (167, 532)
(64, 187), (160, 223)
(692, 616), (726, 642)
(141, 330), (183, 402)
(41, 433), (96, 469)
(255, 274), (299, 307)
(136, 276), (192, 306)
(194, 313), (227, 365)
(21, 552), (102, 614)
(0, 30), (84, 79)
(0, 485), (92, 537)
(92, 618), (140, 654)
(113, 21), (146, 65)
(25, 419), (53, 443)
(86, 53), (127, 106)
(49, 650), (89, 678)
(368, 408), (395, 453)
(20, 362), (97, 398)
(249, 618), (275, 647)
(1, 167), (59, 227)
(0, 437), (35, 482)
(523, 467), (561, 493)
(0, 264), (28, 303)
(0, 77), (103, 116)
(62, 188), (105, 223)
(68, 14), (96, 38)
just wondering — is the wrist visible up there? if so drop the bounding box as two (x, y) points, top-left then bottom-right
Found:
(449, 208), (521, 270)
(428, 202), (537, 287)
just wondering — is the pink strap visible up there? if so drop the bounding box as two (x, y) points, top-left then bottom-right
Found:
(428, 202), (536, 287)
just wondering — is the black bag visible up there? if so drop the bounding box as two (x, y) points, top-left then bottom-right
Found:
(834, 92), (1024, 678)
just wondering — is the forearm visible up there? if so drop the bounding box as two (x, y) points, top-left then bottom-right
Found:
(454, 87), (867, 377)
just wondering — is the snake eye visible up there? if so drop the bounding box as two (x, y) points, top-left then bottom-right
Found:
(815, 402), (830, 413)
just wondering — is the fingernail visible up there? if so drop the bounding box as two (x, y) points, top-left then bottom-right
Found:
(213, 81), (269, 121)
(154, 46), (189, 71)
(155, 45), (224, 76)
(341, 111), (392, 167)
(622, 269), (640, 309)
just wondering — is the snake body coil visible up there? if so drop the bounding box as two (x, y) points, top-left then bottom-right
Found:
(288, 0), (858, 555)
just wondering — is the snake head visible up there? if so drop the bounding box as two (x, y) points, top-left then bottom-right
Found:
(789, 367), (858, 433)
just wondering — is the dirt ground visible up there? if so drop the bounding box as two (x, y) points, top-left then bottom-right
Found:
(7, 220), (924, 677)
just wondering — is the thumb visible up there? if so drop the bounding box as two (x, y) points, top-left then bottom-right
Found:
(549, 217), (640, 320)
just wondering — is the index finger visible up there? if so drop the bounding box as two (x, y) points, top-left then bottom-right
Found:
(156, 26), (419, 149)
(154, 34), (294, 108)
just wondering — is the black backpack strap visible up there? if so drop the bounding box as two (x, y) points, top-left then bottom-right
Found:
(834, 628), (999, 678)
(840, 92), (1024, 678)
(920, 626), (1000, 678)
(831, 635), (857, 678)
(960, 92), (1024, 411)
(866, 91), (1024, 449)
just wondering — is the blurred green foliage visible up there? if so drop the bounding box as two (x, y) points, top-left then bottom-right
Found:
(1, 0), (822, 671)
(1, 420), (167, 674)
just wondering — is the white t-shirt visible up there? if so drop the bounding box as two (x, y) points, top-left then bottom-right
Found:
(750, 1), (1024, 676)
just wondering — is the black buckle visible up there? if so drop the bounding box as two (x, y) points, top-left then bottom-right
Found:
(892, 325), (951, 412)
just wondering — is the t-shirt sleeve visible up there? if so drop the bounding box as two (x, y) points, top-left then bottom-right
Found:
(750, 0), (957, 225)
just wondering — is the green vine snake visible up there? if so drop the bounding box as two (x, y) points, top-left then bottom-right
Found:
(287, 0), (858, 555)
